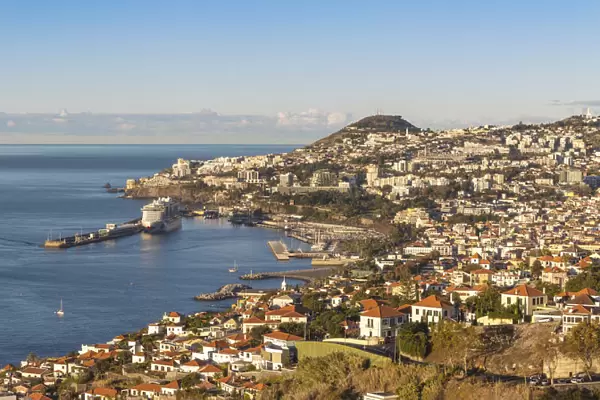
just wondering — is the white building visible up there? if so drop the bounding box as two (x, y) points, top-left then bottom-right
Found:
(501, 284), (547, 317)
(359, 305), (406, 338)
(172, 158), (191, 177)
(411, 295), (456, 324)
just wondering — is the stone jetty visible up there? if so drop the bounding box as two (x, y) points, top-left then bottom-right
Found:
(194, 283), (251, 301)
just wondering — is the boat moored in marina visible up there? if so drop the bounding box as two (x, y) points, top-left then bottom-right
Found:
(141, 197), (182, 234)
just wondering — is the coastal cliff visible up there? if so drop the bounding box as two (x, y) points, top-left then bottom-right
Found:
(126, 184), (210, 203)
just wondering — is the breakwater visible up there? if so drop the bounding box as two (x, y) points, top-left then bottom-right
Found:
(239, 267), (335, 282)
(194, 283), (252, 301)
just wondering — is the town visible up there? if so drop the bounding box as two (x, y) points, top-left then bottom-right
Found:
(5, 111), (600, 399)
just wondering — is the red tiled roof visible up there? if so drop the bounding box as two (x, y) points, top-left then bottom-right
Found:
(263, 331), (304, 341)
(412, 295), (452, 309)
(502, 284), (545, 297)
(360, 305), (404, 318)
(199, 364), (222, 373)
(133, 383), (161, 393)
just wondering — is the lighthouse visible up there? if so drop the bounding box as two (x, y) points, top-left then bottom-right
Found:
(281, 276), (287, 292)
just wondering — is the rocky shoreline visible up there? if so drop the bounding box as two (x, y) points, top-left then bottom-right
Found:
(194, 283), (252, 301)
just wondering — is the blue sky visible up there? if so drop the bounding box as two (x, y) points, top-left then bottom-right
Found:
(0, 1), (599, 143)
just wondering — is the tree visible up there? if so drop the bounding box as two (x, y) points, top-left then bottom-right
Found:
(563, 322), (600, 380)
(278, 322), (306, 337)
(397, 322), (429, 359)
(531, 260), (543, 279)
(534, 330), (561, 385)
(249, 325), (272, 346)
(26, 352), (39, 365)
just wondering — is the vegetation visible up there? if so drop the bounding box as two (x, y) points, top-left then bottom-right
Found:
(563, 322), (600, 380)
(396, 322), (429, 359)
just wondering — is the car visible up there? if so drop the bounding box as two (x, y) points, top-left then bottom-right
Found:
(571, 376), (585, 384)
(540, 379), (550, 386)
(555, 378), (568, 384)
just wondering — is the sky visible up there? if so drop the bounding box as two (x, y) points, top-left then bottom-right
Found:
(0, 0), (599, 144)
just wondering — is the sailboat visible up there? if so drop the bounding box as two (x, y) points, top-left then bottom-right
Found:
(229, 261), (238, 273)
(55, 299), (64, 317)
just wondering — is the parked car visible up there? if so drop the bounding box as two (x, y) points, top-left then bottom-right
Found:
(555, 378), (568, 384)
(571, 373), (586, 384)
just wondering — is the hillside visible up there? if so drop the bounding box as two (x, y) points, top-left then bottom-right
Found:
(310, 114), (420, 147)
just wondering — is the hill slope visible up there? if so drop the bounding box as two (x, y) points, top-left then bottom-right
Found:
(310, 114), (420, 147)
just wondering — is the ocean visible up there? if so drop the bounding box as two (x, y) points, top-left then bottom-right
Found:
(0, 144), (308, 365)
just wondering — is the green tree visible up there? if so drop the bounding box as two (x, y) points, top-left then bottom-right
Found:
(563, 322), (600, 380)
(249, 326), (272, 346)
(531, 260), (543, 279)
(278, 322), (306, 337)
(535, 330), (561, 385)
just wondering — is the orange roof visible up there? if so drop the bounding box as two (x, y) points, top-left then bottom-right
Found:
(359, 298), (387, 310)
(412, 295), (452, 309)
(21, 367), (47, 375)
(502, 284), (545, 297)
(397, 304), (412, 313)
(90, 387), (118, 397)
(133, 383), (162, 393)
(263, 331), (304, 341)
(360, 305), (404, 318)
(163, 380), (180, 390)
(29, 394), (52, 400)
(471, 253), (481, 259)
(152, 359), (174, 366)
(539, 255), (554, 261)
(168, 311), (182, 317)
(470, 269), (494, 275)
(565, 304), (591, 314)
(219, 348), (240, 355)
(577, 288), (598, 296)
(199, 364), (222, 373)
(183, 360), (200, 367)
(243, 317), (267, 324)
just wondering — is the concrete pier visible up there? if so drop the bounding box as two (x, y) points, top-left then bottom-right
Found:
(267, 240), (289, 261)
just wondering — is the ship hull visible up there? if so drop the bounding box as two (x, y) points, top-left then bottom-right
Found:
(143, 216), (182, 234)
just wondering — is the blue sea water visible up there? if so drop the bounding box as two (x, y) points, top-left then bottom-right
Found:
(0, 144), (308, 365)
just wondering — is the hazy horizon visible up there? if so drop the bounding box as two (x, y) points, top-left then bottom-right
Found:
(1, 1), (599, 143)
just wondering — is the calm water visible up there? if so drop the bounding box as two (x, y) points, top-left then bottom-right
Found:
(0, 144), (308, 365)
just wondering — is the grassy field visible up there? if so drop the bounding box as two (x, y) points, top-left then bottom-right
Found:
(296, 341), (392, 368)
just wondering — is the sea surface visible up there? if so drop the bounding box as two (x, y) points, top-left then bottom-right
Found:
(0, 144), (308, 365)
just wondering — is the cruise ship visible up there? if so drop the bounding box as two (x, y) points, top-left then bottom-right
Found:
(141, 197), (182, 234)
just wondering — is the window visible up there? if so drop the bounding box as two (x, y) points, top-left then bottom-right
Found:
(416, 309), (420, 315)
(444, 310), (448, 317)
(506, 297), (511, 305)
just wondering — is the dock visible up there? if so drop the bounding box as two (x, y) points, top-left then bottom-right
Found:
(239, 266), (335, 282)
(267, 240), (290, 261)
(44, 218), (142, 249)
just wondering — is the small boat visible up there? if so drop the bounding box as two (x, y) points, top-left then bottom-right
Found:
(55, 299), (64, 317)
(229, 261), (238, 273)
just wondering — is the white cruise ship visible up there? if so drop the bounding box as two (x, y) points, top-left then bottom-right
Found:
(141, 197), (182, 234)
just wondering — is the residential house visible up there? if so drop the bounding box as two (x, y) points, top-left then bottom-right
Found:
(500, 285), (547, 317)
(82, 387), (118, 400)
(411, 295), (456, 324)
(359, 305), (406, 338)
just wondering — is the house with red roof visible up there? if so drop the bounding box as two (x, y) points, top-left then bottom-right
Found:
(541, 266), (568, 288)
(128, 383), (162, 398)
(198, 364), (222, 379)
(411, 295), (455, 324)
(469, 269), (494, 285)
(500, 284), (547, 317)
(359, 305), (406, 338)
(83, 387), (118, 400)
(150, 359), (176, 373)
(163, 311), (183, 324)
(161, 380), (180, 396)
(263, 331), (304, 348)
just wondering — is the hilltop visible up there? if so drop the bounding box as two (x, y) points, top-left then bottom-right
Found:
(310, 114), (420, 147)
